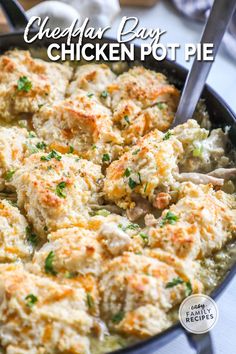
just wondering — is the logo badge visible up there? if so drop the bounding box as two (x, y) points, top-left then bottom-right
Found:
(179, 294), (219, 334)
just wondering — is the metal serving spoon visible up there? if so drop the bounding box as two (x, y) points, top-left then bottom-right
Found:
(172, 0), (236, 127)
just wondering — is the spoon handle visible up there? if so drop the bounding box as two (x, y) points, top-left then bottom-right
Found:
(173, 0), (236, 127)
(0, 0), (28, 31)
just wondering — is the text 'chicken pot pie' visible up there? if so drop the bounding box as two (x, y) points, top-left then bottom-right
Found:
(0, 49), (235, 354)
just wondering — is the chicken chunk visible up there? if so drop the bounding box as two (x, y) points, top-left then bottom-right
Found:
(172, 119), (231, 173)
(176, 172), (224, 186)
(99, 218), (143, 256)
(208, 167), (236, 180)
(0, 50), (72, 121)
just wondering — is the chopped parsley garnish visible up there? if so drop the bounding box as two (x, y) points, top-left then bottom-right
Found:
(185, 281), (193, 296)
(41, 150), (62, 162)
(100, 90), (108, 98)
(9, 200), (17, 207)
(128, 172), (141, 190)
(44, 225), (48, 232)
(18, 120), (27, 128)
(156, 102), (166, 110)
(45, 251), (57, 275)
(125, 223), (139, 231)
(123, 168), (131, 177)
(17, 76), (32, 93)
(90, 209), (111, 217)
(132, 149), (140, 155)
(166, 277), (184, 288)
(27, 144), (38, 155)
(28, 131), (36, 138)
(163, 131), (172, 141)
(192, 146), (203, 157)
(25, 294), (38, 308)
(160, 211), (179, 227)
(139, 232), (149, 243)
(87, 92), (94, 98)
(55, 181), (67, 198)
(144, 182), (148, 193)
(38, 103), (44, 109)
(119, 223), (139, 232)
(96, 209), (111, 217)
(111, 311), (125, 324)
(92, 145), (97, 150)
(124, 115), (130, 124)
(102, 153), (110, 162)
(26, 226), (38, 246)
(128, 177), (138, 190)
(36, 142), (47, 150)
(87, 293), (95, 309)
(65, 271), (77, 279)
(68, 145), (74, 153)
(166, 277), (193, 296)
(137, 172), (142, 184)
(4, 170), (15, 182)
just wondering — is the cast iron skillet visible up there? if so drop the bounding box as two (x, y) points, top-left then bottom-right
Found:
(0, 1), (236, 354)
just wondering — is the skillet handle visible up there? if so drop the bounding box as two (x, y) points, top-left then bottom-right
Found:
(187, 332), (214, 354)
(0, 0), (28, 31)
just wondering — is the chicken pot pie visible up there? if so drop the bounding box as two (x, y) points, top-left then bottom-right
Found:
(0, 49), (235, 354)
